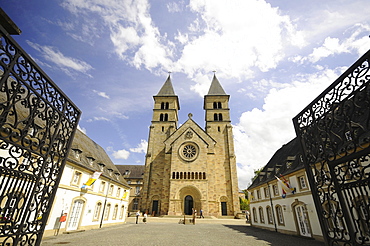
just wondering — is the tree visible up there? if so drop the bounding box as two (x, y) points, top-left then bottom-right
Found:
(239, 197), (249, 211)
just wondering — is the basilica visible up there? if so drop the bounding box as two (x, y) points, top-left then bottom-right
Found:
(140, 75), (240, 217)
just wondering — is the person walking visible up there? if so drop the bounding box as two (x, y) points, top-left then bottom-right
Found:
(143, 212), (147, 224)
(135, 210), (140, 224)
(199, 209), (204, 219)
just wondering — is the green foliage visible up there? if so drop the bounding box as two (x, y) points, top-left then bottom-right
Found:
(251, 167), (263, 182)
(242, 189), (248, 199)
(239, 197), (249, 211)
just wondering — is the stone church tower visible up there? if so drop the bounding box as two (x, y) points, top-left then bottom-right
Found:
(141, 74), (240, 217)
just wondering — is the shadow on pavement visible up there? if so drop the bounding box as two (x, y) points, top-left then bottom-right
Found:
(223, 225), (325, 246)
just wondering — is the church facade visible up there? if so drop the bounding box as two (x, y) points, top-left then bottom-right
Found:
(141, 75), (240, 217)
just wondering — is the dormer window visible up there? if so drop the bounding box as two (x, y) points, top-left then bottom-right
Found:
(98, 163), (105, 171)
(87, 157), (95, 166)
(286, 161), (292, 169)
(124, 170), (130, 175)
(73, 149), (82, 159)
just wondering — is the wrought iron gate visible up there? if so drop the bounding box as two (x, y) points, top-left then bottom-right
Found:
(0, 25), (81, 245)
(293, 50), (370, 245)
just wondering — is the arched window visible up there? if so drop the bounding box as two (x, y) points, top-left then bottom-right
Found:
(266, 206), (273, 224)
(195, 172), (198, 179)
(213, 102), (222, 109)
(119, 205), (125, 219)
(218, 113), (223, 121)
(160, 114), (164, 121)
(104, 203), (111, 221)
(161, 102), (169, 109)
(218, 126), (220, 132)
(275, 205), (284, 225)
(253, 207), (258, 222)
(176, 172), (179, 179)
(180, 172), (183, 179)
(93, 202), (102, 221)
(191, 172), (194, 179)
(259, 207), (265, 223)
(214, 113), (218, 121)
(203, 172), (206, 179)
(172, 172), (175, 179)
(184, 172), (187, 179)
(188, 172), (191, 179)
(164, 113), (168, 121)
(113, 204), (119, 220)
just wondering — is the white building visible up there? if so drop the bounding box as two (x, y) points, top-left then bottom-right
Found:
(247, 138), (323, 242)
(43, 130), (131, 237)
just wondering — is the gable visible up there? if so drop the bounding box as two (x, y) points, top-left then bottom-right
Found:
(164, 118), (215, 154)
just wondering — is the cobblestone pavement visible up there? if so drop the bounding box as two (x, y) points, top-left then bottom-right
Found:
(41, 217), (325, 246)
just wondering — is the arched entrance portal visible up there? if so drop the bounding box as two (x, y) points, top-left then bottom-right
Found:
(184, 195), (193, 215)
(174, 185), (202, 216)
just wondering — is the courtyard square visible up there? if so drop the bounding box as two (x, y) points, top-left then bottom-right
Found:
(41, 217), (324, 246)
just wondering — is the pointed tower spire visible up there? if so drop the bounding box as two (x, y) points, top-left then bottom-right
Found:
(207, 73), (226, 95)
(157, 73), (175, 96)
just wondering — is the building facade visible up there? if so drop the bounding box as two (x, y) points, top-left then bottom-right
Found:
(43, 130), (131, 237)
(141, 75), (240, 217)
(248, 138), (323, 241)
(116, 165), (144, 214)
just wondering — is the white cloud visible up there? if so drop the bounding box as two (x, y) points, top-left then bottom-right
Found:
(167, 1), (185, 13)
(86, 117), (110, 122)
(95, 106), (129, 120)
(61, 0), (173, 71)
(234, 67), (345, 189)
(309, 37), (347, 63)
(93, 90), (110, 99)
(292, 2), (370, 43)
(129, 139), (148, 153)
(171, 0), (307, 96)
(26, 40), (93, 76)
(112, 149), (130, 160)
(307, 24), (370, 63)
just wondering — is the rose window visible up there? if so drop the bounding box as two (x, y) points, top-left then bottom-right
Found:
(183, 145), (196, 158)
(179, 142), (199, 162)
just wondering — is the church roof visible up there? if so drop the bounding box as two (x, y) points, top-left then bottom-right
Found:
(157, 75), (176, 96)
(207, 74), (227, 95)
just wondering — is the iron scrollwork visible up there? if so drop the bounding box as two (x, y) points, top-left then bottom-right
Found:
(293, 50), (370, 245)
(0, 25), (80, 245)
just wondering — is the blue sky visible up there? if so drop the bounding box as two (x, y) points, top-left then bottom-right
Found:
(2, 0), (370, 189)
